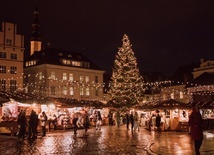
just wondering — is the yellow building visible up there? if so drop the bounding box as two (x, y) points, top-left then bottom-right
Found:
(24, 1), (105, 101)
(0, 21), (24, 91)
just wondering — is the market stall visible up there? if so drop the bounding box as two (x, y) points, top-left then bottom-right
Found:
(0, 100), (19, 135)
(140, 99), (191, 131)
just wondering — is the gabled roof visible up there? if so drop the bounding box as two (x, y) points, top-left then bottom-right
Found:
(25, 48), (104, 71)
(186, 72), (214, 87)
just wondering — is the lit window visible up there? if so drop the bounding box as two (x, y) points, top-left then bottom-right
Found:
(72, 61), (81, 66)
(86, 87), (90, 96)
(180, 91), (184, 99)
(50, 72), (56, 80)
(170, 93), (174, 99)
(39, 72), (43, 80)
(63, 86), (68, 95)
(85, 76), (89, 83)
(63, 73), (67, 80)
(0, 65), (6, 73)
(69, 87), (74, 95)
(80, 87), (84, 96)
(10, 66), (17, 74)
(80, 75), (83, 82)
(69, 73), (74, 82)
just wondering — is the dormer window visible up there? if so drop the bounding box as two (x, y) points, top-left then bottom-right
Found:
(68, 54), (72, 58)
(59, 53), (63, 56)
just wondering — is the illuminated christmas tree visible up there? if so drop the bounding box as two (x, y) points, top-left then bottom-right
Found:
(109, 34), (144, 107)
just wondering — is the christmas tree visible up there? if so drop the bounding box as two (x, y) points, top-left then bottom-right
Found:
(108, 34), (144, 107)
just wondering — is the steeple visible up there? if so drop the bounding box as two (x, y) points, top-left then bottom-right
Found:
(30, 0), (42, 55)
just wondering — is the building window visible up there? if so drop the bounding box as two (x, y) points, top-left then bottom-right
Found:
(95, 76), (98, 83)
(180, 91), (184, 99)
(79, 75), (83, 83)
(69, 87), (74, 96)
(51, 86), (56, 95)
(6, 39), (12, 45)
(170, 92), (174, 99)
(85, 76), (89, 83)
(95, 89), (99, 96)
(26, 60), (36, 67)
(0, 52), (6, 58)
(0, 65), (6, 73)
(86, 87), (90, 96)
(72, 61), (81, 67)
(39, 72), (43, 80)
(63, 86), (68, 95)
(10, 66), (17, 74)
(80, 87), (84, 96)
(50, 71), (56, 80)
(0, 79), (6, 91)
(10, 80), (17, 92)
(11, 53), (17, 60)
(62, 59), (71, 65)
(63, 73), (67, 80)
(69, 73), (74, 82)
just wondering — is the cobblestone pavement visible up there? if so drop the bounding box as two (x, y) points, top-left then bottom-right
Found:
(0, 125), (214, 155)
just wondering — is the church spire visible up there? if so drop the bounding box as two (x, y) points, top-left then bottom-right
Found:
(30, 0), (42, 55)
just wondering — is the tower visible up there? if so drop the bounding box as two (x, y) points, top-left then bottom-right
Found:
(30, 0), (42, 55)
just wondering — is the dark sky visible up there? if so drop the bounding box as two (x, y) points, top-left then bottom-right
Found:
(1, 0), (214, 75)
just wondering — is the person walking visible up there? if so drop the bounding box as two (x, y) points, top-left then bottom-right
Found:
(188, 105), (203, 155)
(83, 110), (90, 135)
(72, 115), (78, 135)
(96, 111), (102, 130)
(129, 111), (134, 131)
(40, 111), (47, 137)
(125, 111), (130, 130)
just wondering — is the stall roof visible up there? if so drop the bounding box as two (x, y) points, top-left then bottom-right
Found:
(154, 99), (191, 110)
(188, 101), (214, 109)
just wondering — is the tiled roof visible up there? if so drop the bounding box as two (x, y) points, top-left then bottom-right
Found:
(25, 48), (103, 71)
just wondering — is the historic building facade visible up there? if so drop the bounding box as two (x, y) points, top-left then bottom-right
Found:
(0, 21), (24, 91)
(24, 2), (105, 101)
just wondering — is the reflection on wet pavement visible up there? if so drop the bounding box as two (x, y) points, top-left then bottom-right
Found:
(0, 126), (214, 155)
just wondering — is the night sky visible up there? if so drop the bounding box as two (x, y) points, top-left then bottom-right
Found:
(1, 0), (214, 75)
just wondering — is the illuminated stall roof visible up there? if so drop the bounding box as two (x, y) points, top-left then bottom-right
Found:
(154, 99), (191, 110)
(188, 101), (214, 109)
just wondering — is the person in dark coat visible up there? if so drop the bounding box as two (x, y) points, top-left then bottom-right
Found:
(72, 115), (78, 135)
(125, 111), (130, 130)
(188, 105), (203, 155)
(108, 111), (113, 126)
(129, 111), (134, 131)
(28, 110), (38, 139)
(18, 111), (27, 140)
(83, 110), (90, 135)
(155, 113), (161, 132)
